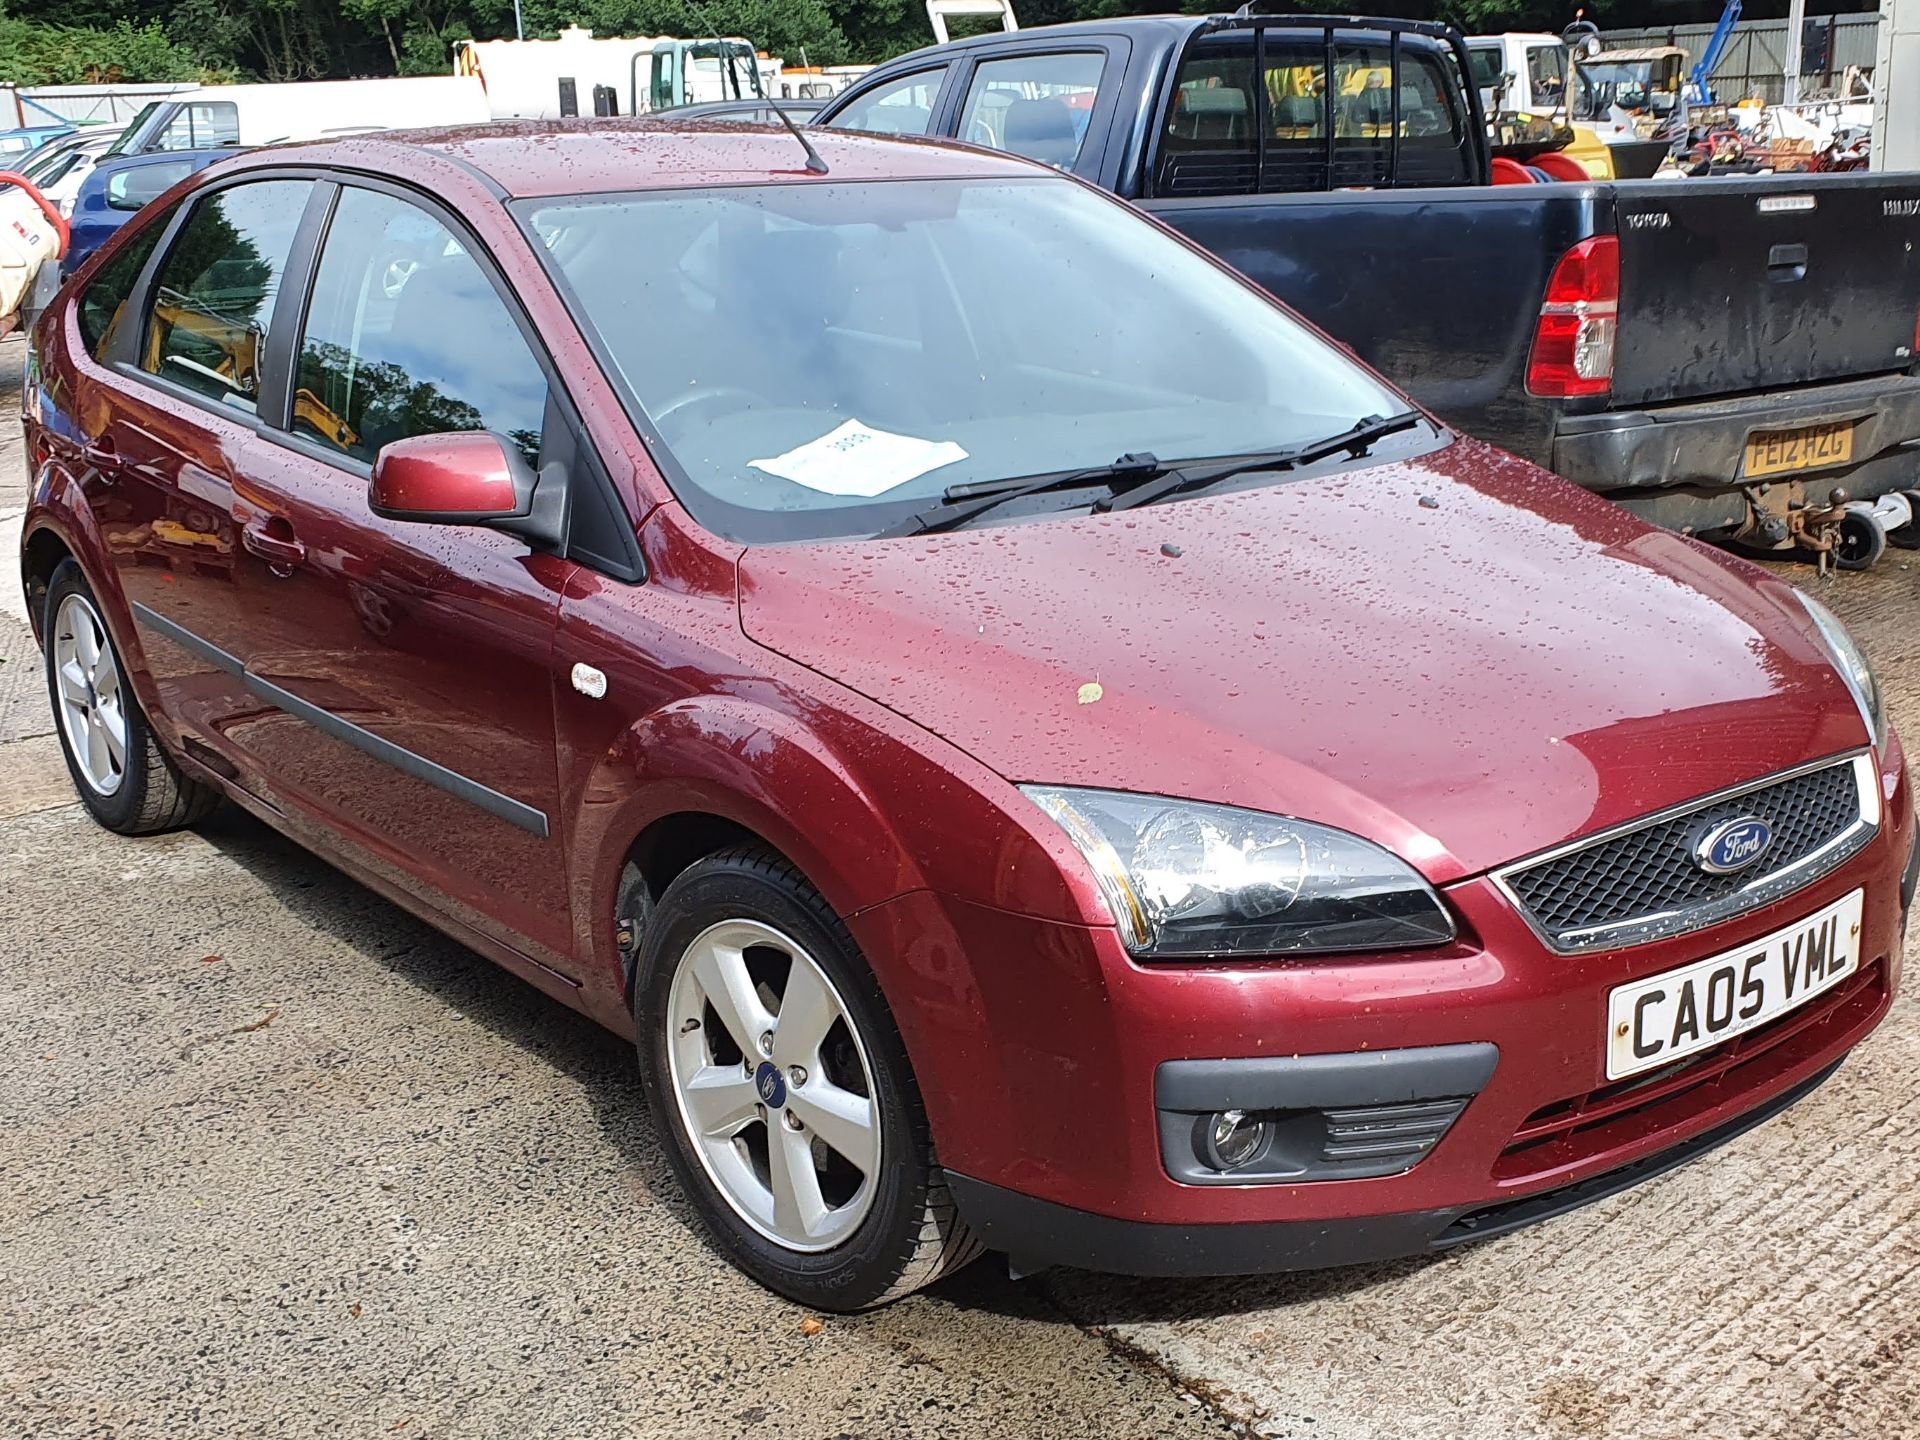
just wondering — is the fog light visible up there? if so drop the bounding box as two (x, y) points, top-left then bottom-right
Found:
(1203, 1109), (1268, 1171)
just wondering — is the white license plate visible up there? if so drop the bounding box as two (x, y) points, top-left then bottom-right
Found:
(1605, 889), (1862, 1081)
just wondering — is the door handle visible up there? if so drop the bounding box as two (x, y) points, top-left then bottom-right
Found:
(241, 514), (307, 574)
(1767, 243), (1808, 282)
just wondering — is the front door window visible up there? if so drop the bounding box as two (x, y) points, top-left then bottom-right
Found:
(291, 187), (548, 467)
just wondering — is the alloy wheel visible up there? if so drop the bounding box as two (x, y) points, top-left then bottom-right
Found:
(665, 918), (882, 1252)
(51, 592), (127, 797)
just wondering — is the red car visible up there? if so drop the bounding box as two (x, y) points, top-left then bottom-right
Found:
(19, 122), (1914, 1312)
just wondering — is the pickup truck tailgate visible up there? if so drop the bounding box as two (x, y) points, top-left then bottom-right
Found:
(1610, 175), (1920, 407)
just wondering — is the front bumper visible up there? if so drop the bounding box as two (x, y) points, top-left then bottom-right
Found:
(853, 750), (1912, 1278)
(1553, 372), (1920, 518)
(949, 1061), (1839, 1277)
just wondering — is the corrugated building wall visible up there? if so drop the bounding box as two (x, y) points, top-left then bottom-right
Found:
(1598, 14), (1880, 103)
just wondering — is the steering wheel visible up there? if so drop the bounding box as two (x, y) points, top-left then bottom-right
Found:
(652, 386), (760, 426)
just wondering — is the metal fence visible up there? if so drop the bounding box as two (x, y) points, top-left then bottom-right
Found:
(2, 83), (197, 128)
(1598, 15), (1880, 103)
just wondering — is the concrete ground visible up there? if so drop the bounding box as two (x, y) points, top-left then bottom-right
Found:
(1, 332), (1915, 1439)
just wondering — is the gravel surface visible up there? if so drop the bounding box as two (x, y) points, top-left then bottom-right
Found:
(2, 333), (1915, 1438)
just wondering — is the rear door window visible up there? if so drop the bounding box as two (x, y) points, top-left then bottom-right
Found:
(827, 67), (948, 136)
(139, 179), (312, 413)
(291, 186), (548, 467)
(956, 52), (1106, 169)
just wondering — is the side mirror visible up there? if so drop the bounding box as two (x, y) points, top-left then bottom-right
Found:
(369, 430), (533, 523)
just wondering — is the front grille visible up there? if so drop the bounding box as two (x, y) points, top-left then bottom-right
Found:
(1498, 757), (1872, 951)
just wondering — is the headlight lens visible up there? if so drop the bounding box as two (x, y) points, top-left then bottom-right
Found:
(1021, 786), (1455, 958)
(1796, 591), (1882, 747)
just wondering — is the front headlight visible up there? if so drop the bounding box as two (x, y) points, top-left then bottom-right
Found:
(1021, 786), (1455, 958)
(1796, 591), (1882, 747)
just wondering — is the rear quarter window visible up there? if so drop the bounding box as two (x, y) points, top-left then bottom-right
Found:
(77, 211), (172, 358)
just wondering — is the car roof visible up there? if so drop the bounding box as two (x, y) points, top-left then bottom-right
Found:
(873, 13), (1204, 70)
(671, 98), (828, 118)
(249, 118), (1048, 197)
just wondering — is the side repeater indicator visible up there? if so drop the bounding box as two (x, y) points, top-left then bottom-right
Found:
(571, 662), (608, 700)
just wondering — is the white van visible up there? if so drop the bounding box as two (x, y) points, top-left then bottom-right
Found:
(457, 29), (783, 118)
(107, 75), (491, 155)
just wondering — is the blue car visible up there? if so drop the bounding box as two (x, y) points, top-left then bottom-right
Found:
(0, 124), (76, 163)
(63, 146), (230, 271)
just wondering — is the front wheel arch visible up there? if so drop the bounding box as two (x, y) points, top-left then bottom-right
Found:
(569, 695), (934, 996)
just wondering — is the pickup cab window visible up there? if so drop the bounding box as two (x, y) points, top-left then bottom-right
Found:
(1157, 34), (1472, 195)
(957, 53), (1105, 169)
(827, 67), (947, 136)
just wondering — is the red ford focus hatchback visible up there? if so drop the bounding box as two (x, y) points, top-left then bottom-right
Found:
(19, 122), (1914, 1311)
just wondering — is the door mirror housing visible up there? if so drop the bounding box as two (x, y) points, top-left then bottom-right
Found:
(369, 431), (532, 522)
(369, 431), (565, 549)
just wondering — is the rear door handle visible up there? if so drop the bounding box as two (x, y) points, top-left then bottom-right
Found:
(240, 515), (308, 573)
(1768, 243), (1808, 282)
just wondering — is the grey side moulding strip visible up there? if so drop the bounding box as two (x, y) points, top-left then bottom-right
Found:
(131, 602), (550, 839)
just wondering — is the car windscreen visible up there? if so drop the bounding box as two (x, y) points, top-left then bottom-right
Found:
(521, 177), (1412, 543)
(105, 103), (160, 158)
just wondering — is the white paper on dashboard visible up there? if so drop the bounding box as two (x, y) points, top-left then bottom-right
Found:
(749, 420), (968, 498)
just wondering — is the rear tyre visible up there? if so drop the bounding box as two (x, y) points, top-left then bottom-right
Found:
(1834, 512), (1886, 572)
(41, 560), (219, 835)
(634, 844), (981, 1311)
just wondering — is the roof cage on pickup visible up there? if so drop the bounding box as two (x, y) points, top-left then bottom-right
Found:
(1154, 9), (1491, 195)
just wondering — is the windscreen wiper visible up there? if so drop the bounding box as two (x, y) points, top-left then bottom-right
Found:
(1097, 412), (1426, 515)
(878, 453), (1168, 538)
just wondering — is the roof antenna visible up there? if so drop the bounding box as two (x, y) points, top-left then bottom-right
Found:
(675, 0), (829, 173)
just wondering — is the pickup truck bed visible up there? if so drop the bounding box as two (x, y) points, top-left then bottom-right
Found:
(1148, 173), (1920, 531)
(818, 14), (1920, 545)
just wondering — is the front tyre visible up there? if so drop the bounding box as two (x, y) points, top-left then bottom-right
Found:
(635, 845), (980, 1311)
(41, 559), (219, 834)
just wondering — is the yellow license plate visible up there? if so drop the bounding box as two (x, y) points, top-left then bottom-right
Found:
(1743, 422), (1856, 479)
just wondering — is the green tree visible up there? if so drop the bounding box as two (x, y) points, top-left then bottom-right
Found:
(0, 16), (201, 84)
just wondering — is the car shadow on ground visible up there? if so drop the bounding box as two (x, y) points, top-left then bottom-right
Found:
(188, 802), (1443, 1327)
(1030, 1251), (1450, 1325)
(187, 806), (708, 1233)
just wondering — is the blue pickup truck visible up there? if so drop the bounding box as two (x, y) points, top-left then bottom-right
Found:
(817, 13), (1920, 558)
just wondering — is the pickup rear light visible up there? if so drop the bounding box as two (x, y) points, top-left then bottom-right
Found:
(1526, 236), (1619, 398)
